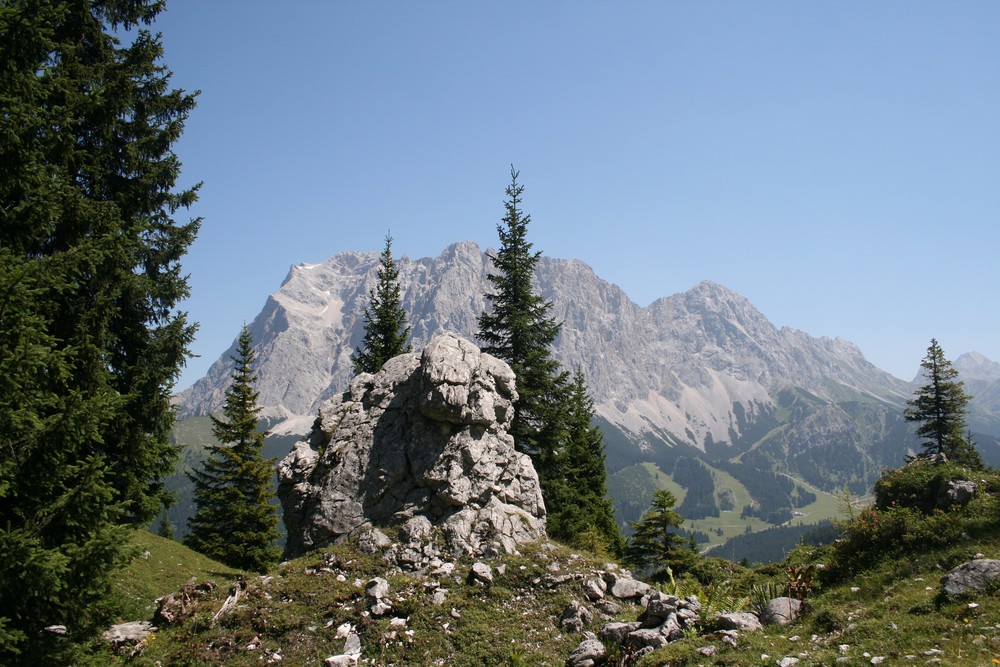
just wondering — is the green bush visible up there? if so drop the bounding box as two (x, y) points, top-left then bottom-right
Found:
(873, 462), (974, 514)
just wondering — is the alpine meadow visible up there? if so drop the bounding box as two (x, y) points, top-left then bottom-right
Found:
(3, 2), (1000, 666)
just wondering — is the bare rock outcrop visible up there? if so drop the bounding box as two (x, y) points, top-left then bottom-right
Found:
(941, 559), (1000, 597)
(761, 597), (803, 626)
(278, 332), (546, 560)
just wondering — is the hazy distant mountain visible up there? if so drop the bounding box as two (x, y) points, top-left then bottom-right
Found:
(174, 241), (999, 524)
(953, 352), (1000, 436)
(954, 351), (1000, 383)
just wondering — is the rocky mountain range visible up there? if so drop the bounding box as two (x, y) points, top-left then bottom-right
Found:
(174, 241), (1000, 527)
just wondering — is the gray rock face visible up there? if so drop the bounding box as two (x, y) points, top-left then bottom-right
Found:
(560, 600), (594, 633)
(103, 621), (156, 651)
(761, 597), (803, 626)
(940, 480), (978, 507)
(599, 621), (641, 644)
(176, 241), (929, 478)
(716, 611), (763, 632)
(469, 562), (494, 586)
(602, 571), (651, 600)
(277, 333), (546, 559)
(566, 638), (607, 667)
(941, 559), (1000, 596)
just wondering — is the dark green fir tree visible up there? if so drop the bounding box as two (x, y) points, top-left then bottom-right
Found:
(352, 233), (412, 375)
(546, 369), (624, 555)
(185, 326), (280, 573)
(477, 167), (568, 485)
(156, 510), (176, 541)
(904, 338), (982, 468)
(625, 490), (698, 579)
(0, 0), (198, 659)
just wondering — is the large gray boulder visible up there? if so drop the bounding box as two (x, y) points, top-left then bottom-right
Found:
(278, 333), (546, 559)
(715, 611), (763, 632)
(761, 597), (802, 626)
(566, 638), (607, 667)
(941, 559), (1000, 597)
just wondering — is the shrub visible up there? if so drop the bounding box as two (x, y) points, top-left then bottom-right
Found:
(873, 462), (974, 514)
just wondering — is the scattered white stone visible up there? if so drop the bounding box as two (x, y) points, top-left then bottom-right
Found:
(324, 656), (357, 667)
(344, 632), (361, 657)
(778, 658), (799, 667)
(103, 621), (156, 649)
(851, 587), (860, 592)
(839, 644), (850, 653)
(470, 562), (494, 585)
(871, 657), (885, 664)
(432, 562), (456, 577)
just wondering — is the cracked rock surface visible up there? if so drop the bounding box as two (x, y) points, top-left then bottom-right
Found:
(278, 333), (546, 559)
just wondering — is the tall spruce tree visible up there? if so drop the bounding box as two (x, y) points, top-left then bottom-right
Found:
(477, 167), (568, 482)
(185, 326), (280, 573)
(352, 233), (411, 375)
(0, 0), (198, 658)
(545, 368), (624, 555)
(905, 338), (982, 468)
(625, 490), (698, 580)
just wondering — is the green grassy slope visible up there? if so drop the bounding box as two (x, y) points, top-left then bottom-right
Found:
(109, 532), (243, 622)
(91, 463), (1000, 666)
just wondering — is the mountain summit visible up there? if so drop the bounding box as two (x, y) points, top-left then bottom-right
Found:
(175, 241), (995, 501)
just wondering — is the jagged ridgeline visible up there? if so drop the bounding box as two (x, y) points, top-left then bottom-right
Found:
(170, 241), (1000, 551)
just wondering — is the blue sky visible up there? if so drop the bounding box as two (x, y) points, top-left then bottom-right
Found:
(154, 2), (1000, 391)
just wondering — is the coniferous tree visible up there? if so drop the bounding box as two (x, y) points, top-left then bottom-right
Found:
(0, 1), (198, 657)
(477, 167), (568, 484)
(185, 327), (280, 573)
(156, 511), (175, 540)
(625, 490), (698, 579)
(546, 369), (624, 555)
(904, 338), (982, 468)
(352, 233), (411, 375)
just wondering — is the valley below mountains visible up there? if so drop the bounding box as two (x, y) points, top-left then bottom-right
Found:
(172, 241), (1000, 554)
